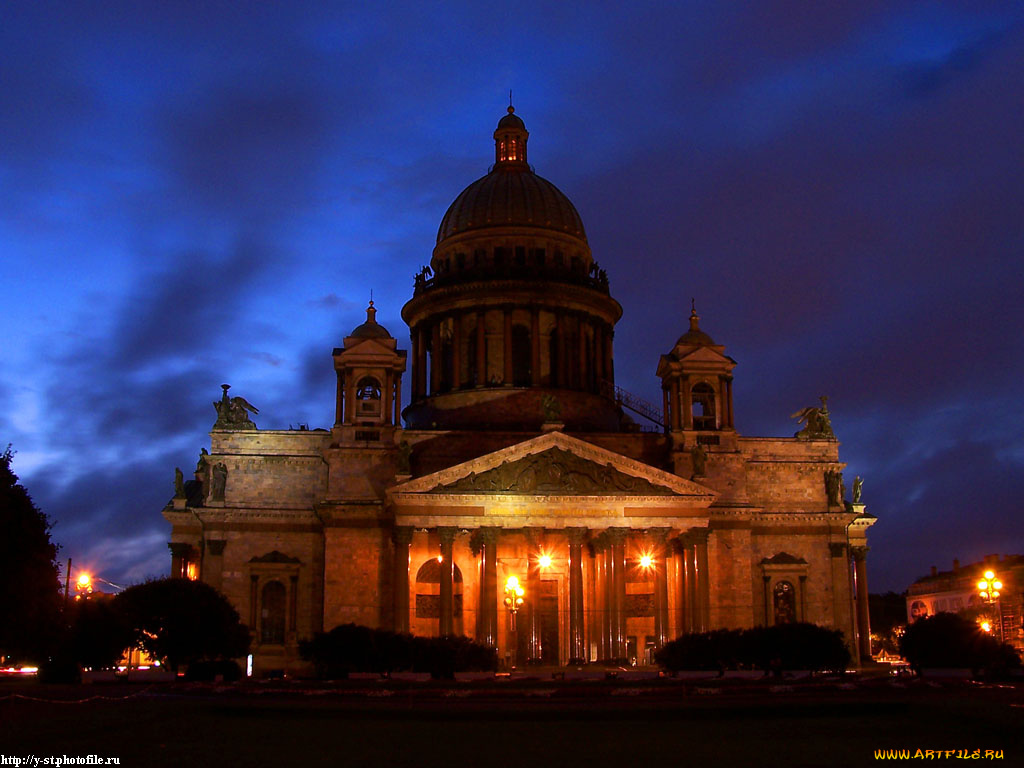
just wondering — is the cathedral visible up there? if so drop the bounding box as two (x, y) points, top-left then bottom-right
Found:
(164, 106), (875, 675)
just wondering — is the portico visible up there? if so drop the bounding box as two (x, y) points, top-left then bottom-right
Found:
(387, 431), (715, 664)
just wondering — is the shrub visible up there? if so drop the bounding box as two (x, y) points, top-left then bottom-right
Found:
(656, 623), (850, 674)
(300, 624), (497, 680)
(655, 629), (744, 672)
(184, 659), (244, 682)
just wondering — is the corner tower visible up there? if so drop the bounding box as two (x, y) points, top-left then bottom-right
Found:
(402, 106), (623, 431)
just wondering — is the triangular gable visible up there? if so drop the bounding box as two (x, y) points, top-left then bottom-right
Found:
(335, 337), (399, 357)
(675, 345), (734, 365)
(389, 431), (716, 500)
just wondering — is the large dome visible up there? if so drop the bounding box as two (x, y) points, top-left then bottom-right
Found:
(436, 169), (587, 245)
(435, 106), (587, 247)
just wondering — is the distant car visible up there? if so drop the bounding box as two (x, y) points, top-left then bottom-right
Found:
(888, 663), (913, 678)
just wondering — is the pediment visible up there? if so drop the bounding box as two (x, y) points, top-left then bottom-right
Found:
(389, 431), (716, 500)
(336, 337), (398, 357)
(676, 345), (734, 365)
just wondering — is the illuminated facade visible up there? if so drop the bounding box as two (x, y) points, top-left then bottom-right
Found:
(906, 554), (1024, 651)
(164, 107), (875, 674)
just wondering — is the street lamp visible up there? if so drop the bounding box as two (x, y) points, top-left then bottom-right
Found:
(503, 575), (525, 667)
(74, 572), (93, 600)
(504, 575), (525, 630)
(977, 569), (1003, 642)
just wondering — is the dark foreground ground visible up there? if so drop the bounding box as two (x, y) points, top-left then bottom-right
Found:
(2, 674), (1022, 768)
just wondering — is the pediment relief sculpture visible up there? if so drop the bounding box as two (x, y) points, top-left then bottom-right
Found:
(428, 447), (677, 496)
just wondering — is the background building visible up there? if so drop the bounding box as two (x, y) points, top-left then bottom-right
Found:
(906, 554), (1024, 651)
(164, 107), (875, 675)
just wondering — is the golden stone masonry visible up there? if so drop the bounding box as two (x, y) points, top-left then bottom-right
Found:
(163, 106), (875, 675)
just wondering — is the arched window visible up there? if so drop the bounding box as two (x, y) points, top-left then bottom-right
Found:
(261, 580), (286, 644)
(356, 377), (382, 416)
(910, 600), (928, 620)
(773, 580), (796, 625)
(692, 382), (717, 430)
(415, 559), (463, 618)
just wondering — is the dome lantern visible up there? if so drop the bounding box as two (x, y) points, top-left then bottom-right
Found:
(494, 105), (528, 166)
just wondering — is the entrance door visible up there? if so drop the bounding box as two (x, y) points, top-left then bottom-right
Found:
(539, 579), (560, 665)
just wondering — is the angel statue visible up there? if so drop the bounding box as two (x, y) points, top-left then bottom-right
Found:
(852, 476), (864, 504)
(792, 395), (835, 440)
(213, 384), (259, 430)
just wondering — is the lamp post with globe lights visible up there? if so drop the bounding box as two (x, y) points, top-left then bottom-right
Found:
(504, 575), (525, 667)
(977, 569), (1003, 642)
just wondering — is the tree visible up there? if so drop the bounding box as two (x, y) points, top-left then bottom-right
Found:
(869, 591), (908, 654)
(68, 595), (133, 670)
(900, 612), (1021, 677)
(0, 446), (62, 663)
(112, 578), (250, 671)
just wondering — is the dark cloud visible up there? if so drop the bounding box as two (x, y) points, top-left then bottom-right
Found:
(5, 2), (1024, 592)
(160, 86), (333, 219)
(113, 238), (278, 366)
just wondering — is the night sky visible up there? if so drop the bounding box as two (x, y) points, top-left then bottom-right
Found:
(3, 2), (1023, 594)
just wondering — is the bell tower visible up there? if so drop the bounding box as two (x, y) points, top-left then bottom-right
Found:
(332, 301), (407, 444)
(657, 303), (737, 457)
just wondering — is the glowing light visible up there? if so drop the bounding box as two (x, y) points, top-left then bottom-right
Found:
(980, 621), (992, 633)
(639, 554), (654, 569)
(984, 570), (995, 580)
(538, 554), (552, 568)
(186, 562), (198, 581)
(437, 554), (443, 563)
(993, 581), (1003, 590)
(505, 575), (520, 591)
(77, 573), (92, 589)
(977, 580), (988, 591)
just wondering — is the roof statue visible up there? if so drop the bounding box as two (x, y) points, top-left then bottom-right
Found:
(213, 384), (259, 430)
(792, 395), (835, 440)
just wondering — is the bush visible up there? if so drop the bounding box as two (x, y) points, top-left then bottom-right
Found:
(300, 624), (497, 680)
(184, 659), (244, 682)
(655, 623), (850, 674)
(900, 613), (1021, 677)
(654, 629), (744, 672)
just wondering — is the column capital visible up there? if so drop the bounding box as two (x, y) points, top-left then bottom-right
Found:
(605, 527), (629, 543)
(392, 526), (414, 546)
(677, 528), (709, 547)
(850, 545), (870, 561)
(565, 527), (589, 545)
(168, 542), (192, 558)
(828, 542), (848, 558)
(437, 526), (458, 545)
(469, 526), (499, 555)
(206, 539), (227, 556)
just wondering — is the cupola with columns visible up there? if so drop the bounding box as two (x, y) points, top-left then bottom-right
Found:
(657, 303), (737, 451)
(332, 301), (407, 444)
(401, 106), (623, 431)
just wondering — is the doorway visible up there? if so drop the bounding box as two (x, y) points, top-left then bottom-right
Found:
(539, 579), (559, 664)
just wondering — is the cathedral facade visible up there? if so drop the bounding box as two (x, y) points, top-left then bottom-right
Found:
(164, 107), (875, 674)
